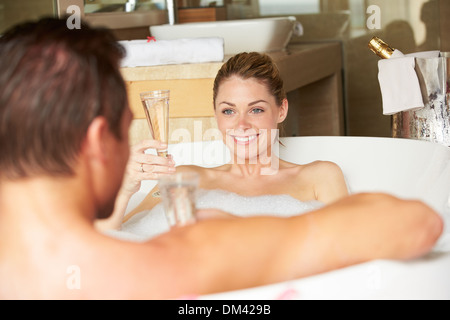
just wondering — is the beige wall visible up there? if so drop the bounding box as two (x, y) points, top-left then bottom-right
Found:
(440, 0), (450, 52)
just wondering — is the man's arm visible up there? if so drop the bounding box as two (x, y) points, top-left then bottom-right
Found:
(146, 193), (443, 297)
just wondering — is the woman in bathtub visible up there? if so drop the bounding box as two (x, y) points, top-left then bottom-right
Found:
(98, 52), (348, 233)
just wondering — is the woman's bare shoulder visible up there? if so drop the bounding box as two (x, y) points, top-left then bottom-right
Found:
(301, 160), (343, 175)
(279, 159), (342, 175)
(304, 161), (348, 203)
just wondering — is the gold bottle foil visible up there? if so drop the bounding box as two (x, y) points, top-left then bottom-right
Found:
(368, 36), (395, 59)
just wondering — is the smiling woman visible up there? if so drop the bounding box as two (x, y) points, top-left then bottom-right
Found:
(99, 52), (349, 230)
(212, 53), (288, 167)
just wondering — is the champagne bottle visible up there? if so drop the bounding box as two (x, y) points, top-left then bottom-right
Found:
(368, 36), (404, 59)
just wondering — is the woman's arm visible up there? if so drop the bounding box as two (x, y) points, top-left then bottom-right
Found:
(122, 185), (162, 223)
(95, 139), (175, 231)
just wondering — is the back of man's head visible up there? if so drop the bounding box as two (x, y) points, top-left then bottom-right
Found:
(0, 18), (127, 179)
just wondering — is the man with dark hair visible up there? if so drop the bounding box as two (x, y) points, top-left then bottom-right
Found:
(0, 18), (443, 299)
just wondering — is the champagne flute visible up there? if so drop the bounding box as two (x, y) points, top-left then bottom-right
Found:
(140, 90), (170, 157)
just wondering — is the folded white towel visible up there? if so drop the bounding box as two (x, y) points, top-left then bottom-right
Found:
(378, 56), (424, 115)
(377, 51), (441, 115)
(405, 50), (440, 59)
(119, 37), (224, 68)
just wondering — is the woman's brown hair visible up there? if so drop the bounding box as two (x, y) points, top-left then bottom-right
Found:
(213, 52), (286, 107)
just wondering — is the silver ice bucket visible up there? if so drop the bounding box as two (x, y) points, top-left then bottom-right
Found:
(392, 53), (450, 147)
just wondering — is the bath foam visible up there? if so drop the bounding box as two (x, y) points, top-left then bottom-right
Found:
(113, 189), (324, 241)
(195, 189), (324, 218)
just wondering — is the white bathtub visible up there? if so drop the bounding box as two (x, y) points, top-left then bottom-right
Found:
(129, 136), (450, 299)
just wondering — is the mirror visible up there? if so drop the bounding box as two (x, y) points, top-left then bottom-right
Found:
(83, 0), (227, 14)
(84, 0), (166, 13)
(259, 0), (320, 15)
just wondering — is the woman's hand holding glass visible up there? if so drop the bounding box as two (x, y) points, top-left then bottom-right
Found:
(95, 139), (175, 231)
(121, 139), (176, 195)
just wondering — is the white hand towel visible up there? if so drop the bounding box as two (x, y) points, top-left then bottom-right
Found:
(405, 50), (440, 58)
(119, 37), (224, 68)
(378, 56), (424, 115)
